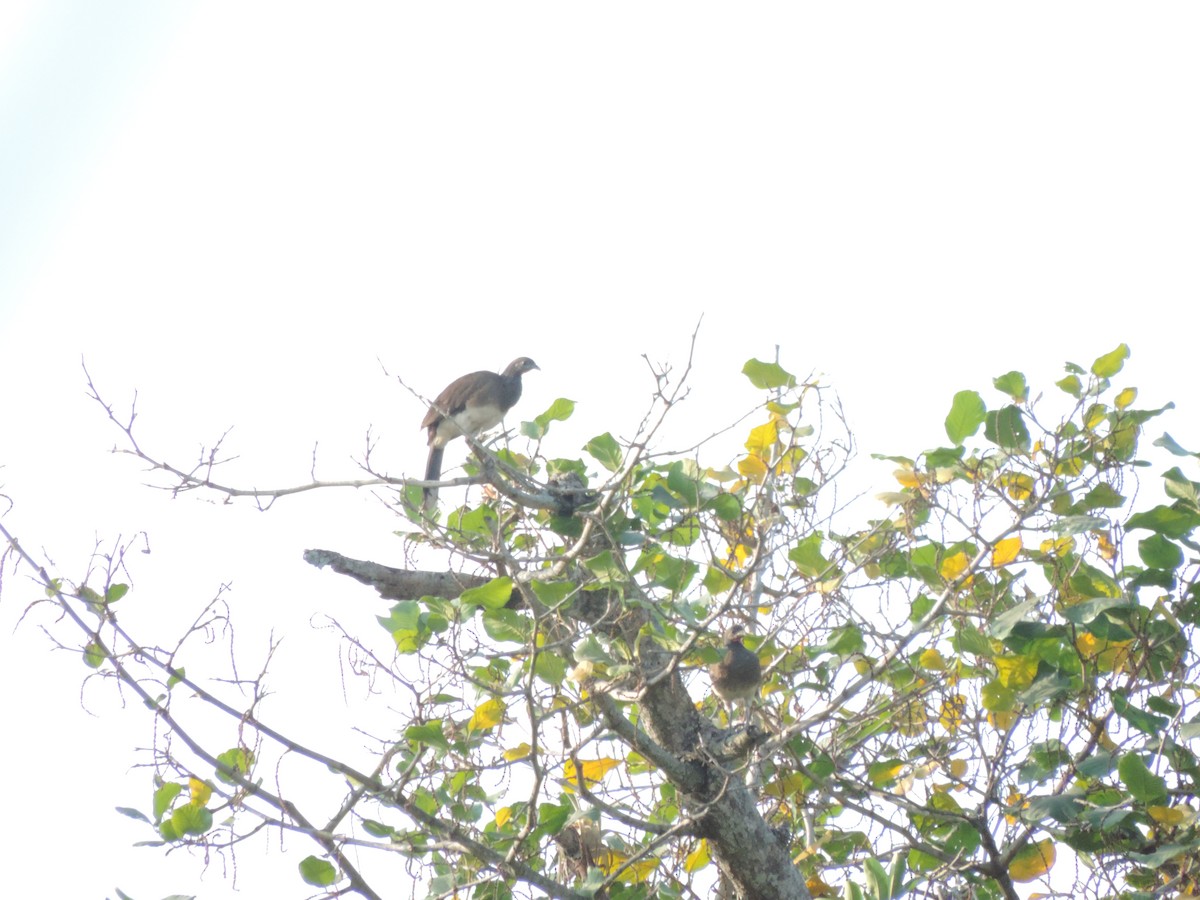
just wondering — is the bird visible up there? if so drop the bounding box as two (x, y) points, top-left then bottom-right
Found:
(420, 357), (539, 510)
(709, 624), (762, 723)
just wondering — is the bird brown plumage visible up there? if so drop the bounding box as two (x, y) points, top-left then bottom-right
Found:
(709, 624), (762, 722)
(421, 357), (539, 510)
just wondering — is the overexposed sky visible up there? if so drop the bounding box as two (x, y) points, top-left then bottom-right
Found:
(2, 4), (1198, 897)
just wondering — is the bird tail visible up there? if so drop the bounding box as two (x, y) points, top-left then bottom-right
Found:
(423, 446), (444, 511)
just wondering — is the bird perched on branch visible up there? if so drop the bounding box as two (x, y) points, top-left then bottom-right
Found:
(709, 624), (762, 723)
(420, 357), (539, 510)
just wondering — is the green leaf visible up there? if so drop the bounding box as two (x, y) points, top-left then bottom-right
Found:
(169, 804), (213, 837)
(378, 601), (422, 653)
(530, 580), (575, 607)
(944, 390), (986, 445)
(1129, 843), (1198, 867)
(666, 461), (700, 507)
(105, 583), (129, 603)
(987, 599), (1037, 640)
(984, 406), (1030, 452)
(982, 681), (1016, 713)
(1060, 596), (1132, 626)
(83, 640), (106, 668)
(584, 432), (623, 472)
(299, 856), (338, 887)
(788, 533), (830, 578)
(867, 760), (905, 788)
(575, 634), (615, 665)
(1163, 467), (1200, 507)
(522, 398), (575, 439)
(1155, 433), (1200, 459)
(1079, 483), (1125, 510)
(700, 564), (729, 600)
(1113, 694), (1168, 737)
(406, 720), (450, 753)
(1022, 794), (1084, 824)
(1050, 514), (1110, 536)
(1126, 505), (1200, 539)
(993, 371), (1029, 402)
(863, 857), (892, 899)
(460, 577), (513, 611)
(1056, 374), (1083, 398)
(583, 550), (625, 584)
(361, 819), (395, 838)
(533, 651), (567, 686)
(115, 806), (150, 823)
(153, 782), (182, 822)
(1117, 752), (1167, 804)
(742, 358), (797, 390)
(1076, 751), (1118, 779)
(703, 493), (742, 522)
(1091, 343), (1130, 378)
(1138, 534), (1184, 571)
(215, 747), (253, 785)
(481, 608), (529, 644)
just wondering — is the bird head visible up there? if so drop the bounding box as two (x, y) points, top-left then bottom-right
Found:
(506, 357), (540, 376)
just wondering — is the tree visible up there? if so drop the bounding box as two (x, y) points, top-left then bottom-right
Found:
(4, 342), (1200, 899)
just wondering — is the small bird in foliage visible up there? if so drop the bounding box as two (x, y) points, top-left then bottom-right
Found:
(709, 624), (762, 723)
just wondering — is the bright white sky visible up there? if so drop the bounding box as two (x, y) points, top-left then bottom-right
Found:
(1, 4), (1198, 898)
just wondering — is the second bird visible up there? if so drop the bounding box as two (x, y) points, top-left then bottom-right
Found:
(709, 624), (762, 723)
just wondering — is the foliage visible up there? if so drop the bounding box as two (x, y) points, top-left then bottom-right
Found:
(4, 343), (1200, 899)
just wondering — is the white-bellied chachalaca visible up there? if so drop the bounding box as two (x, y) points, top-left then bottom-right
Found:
(709, 624), (762, 723)
(420, 357), (539, 509)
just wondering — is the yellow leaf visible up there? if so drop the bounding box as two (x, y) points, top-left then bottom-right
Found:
(684, 839), (710, 873)
(896, 700), (929, 737)
(1115, 387), (1137, 409)
(992, 536), (1022, 567)
(189, 778), (212, 808)
(1149, 805), (1185, 826)
(919, 649), (947, 671)
(468, 698), (506, 731)
(777, 446), (806, 475)
(597, 849), (659, 883)
(1039, 537), (1076, 557)
(939, 551), (970, 582)
(563, 757), (621, 791)
(763, 771), (808, 800)
(949, 759), (968, 779)
(1000, 473), (1034, 501)
(875, 491), (914, 506)
(894, 467), (920, 488)
(744, 420), (778, 457)
(995, 655), (1038, 690)
(940, 695), (966, 733)
(989, 709), (1018, 732)
(738, 454), (768, 481)
(870, 762), (905, 786)
(1097, 531), (1116, 561)
(1097, 728), (1118, 752)
(1076, 635), (1133, 673)
(1055, 456), (1085, 476)
(727, 542), (752, 566)
(503, 743), (531, 761)
(1009, 839), (1056, 882)
(1005, 790), (1026, 825)
(806, 875), (837, 897)
(495, 806), (513, 827)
